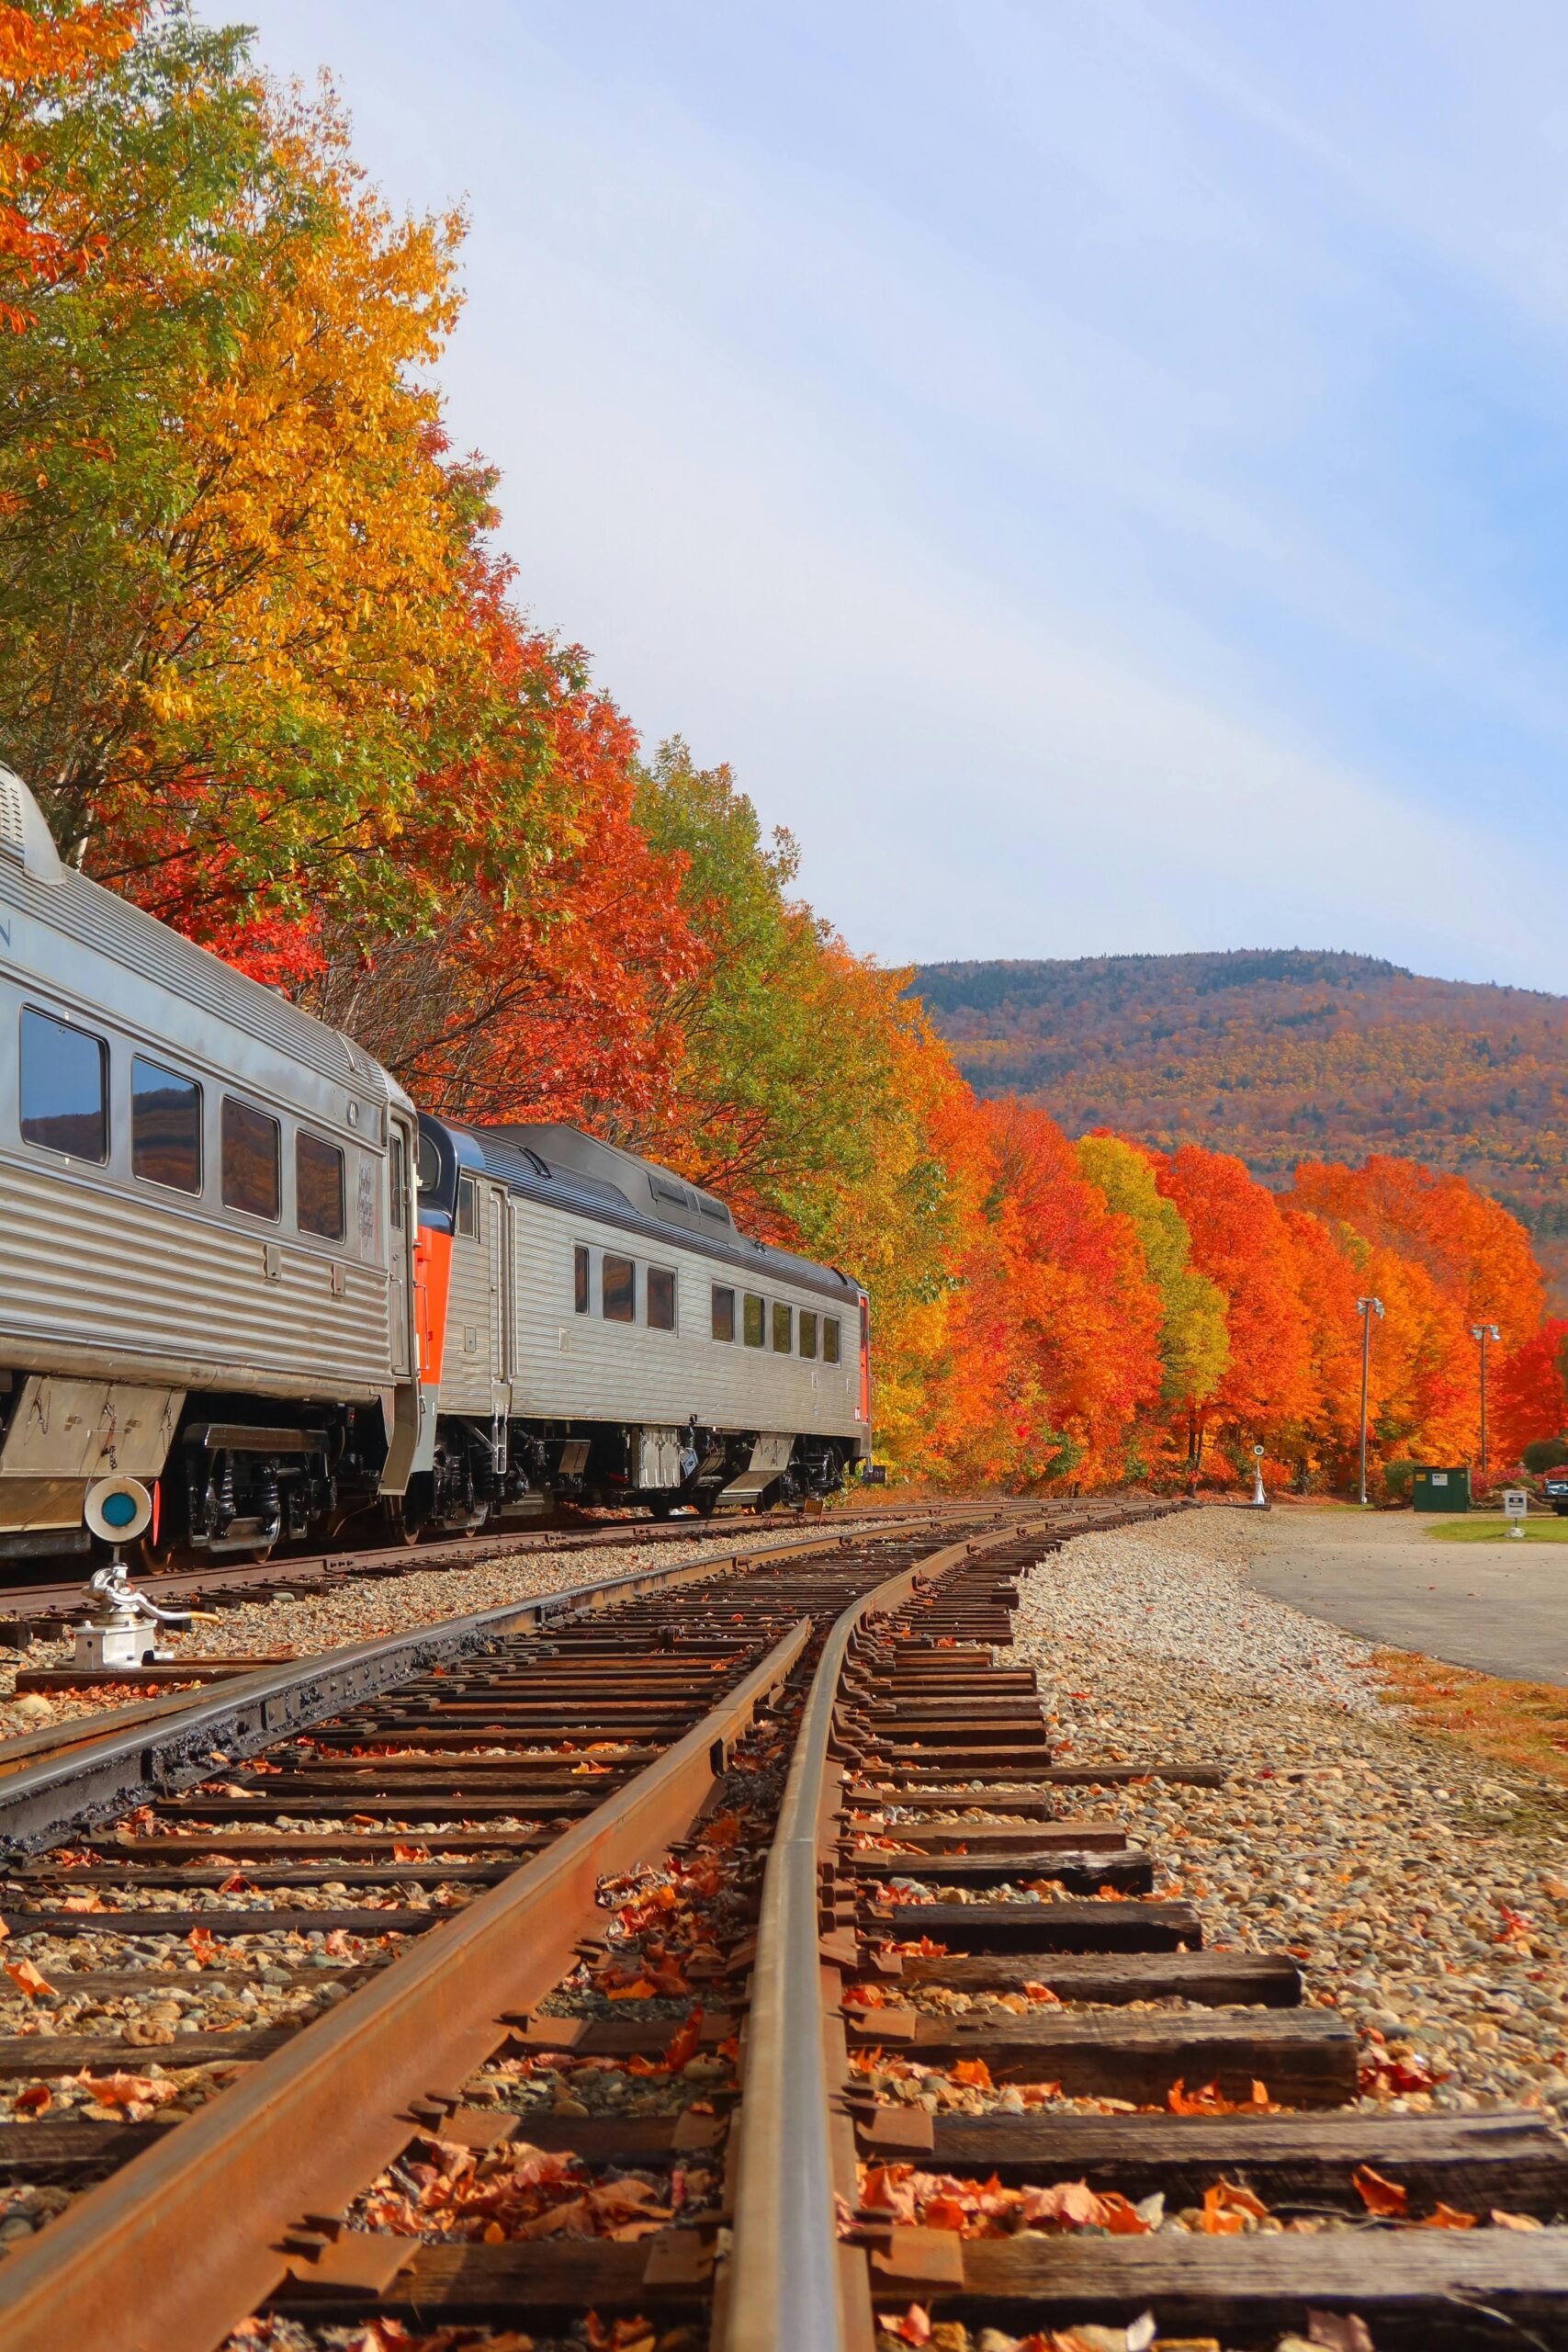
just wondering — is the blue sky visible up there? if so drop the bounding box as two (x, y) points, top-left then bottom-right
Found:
(241, 0), (1568, 988)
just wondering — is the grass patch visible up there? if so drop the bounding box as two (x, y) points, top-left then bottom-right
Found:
(1374, 1645), (1568, 1791)
(1429, 1515), (1568, 1543)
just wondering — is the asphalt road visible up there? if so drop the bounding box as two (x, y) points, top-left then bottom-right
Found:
(1246, 1508), (1568, 1687)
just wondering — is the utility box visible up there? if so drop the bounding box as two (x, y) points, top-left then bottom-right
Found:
(1412, 1465), (1472, 1512)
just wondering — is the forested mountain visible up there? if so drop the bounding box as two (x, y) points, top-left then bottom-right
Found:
(912, 951), (1568, 1298)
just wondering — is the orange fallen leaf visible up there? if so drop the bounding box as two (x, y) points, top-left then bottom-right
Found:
(1421, 2202), (1477, 2229)
(661, 2013), (702, 2073)
(1196, 2179), (1269, 2233)
(13, 2084), (49, 2114)
(1492, 2208), (1544, 2230)
(4, 1960), (54, 2000)
(74, 2071), (180, 2111)
(951, 2059), (993, 2089)
(1352, 2165), (1408, 2218)
(875, 2308), (931, 2346)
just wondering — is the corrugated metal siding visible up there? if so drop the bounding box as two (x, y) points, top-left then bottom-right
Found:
(509, 1200), (859, 1439)
(0, 1152), (392, 1400)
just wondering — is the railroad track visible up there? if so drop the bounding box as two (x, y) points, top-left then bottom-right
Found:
(0, 1498), (1097, 2352)
(0, 1493), (1526, 2352)
(0, 1495), (1027, 1645)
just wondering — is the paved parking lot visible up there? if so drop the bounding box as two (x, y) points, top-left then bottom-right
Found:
(1245, 1506), (1568, 1686)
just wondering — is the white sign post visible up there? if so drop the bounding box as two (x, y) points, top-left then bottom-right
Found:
(1503, 1487), (1529, 1540)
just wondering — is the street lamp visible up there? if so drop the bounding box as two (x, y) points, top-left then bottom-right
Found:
(1471, 1323), (1501, 1475)
(1357, 1297), (1384, 1506)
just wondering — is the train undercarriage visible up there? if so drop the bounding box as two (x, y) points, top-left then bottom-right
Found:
(396, 1417), (859, 1543)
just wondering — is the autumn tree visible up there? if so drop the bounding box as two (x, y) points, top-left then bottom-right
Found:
(1492, 1320), (1568, 1466)
(1291, 1157), (1543, 1340)
(1151, 1145), (1314, 1473)
(0, 0), (141, 330)
(1075, 1135), (1229, 1440)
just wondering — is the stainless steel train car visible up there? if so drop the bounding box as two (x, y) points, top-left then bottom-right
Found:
(402, 1117), (870, 1533)
(0, 765), (871, 1560)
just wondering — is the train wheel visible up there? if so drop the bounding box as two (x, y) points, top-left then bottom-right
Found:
(380, 1497), (424, 1549)
(648, 1496), (675, 1521)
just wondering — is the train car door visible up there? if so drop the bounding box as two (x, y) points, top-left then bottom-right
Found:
(388, 1118), (416, 1379)
(488, 1189), (505, 1388)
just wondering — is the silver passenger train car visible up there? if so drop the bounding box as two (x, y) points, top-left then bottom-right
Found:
(0, 766), (870, 1561)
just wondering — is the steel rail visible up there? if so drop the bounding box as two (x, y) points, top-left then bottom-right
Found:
(0, 1608), (820, 2352)
(0, 1510), (997, 1859)
(722, 1514), (1064, 2352)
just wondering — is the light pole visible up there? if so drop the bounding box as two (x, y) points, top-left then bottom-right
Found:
(1471, 1323), (1501, 1475)
(1357, 1296), (1384, 1506)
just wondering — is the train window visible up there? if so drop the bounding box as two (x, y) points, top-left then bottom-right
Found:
(19, 1008), (107, 1163)
(220, 1098), (280, 1220)
(416, 1130), (440, 1193)
(799, 1308), (818, 1360)
(603, 1253), (636, 1322)
(574, 1244), (590, 1313)
(389, 1133), (406, 1230)
(823, 1317), (841, 1364)
(457, 1175), (479, 1239)
(297, 1131), (346, 1240)
(772, 1301), (792, 1353)
(650, 1174), (687, 1212)
(648, 1267), (676, 1330)
(130, 1057), (201, 1193)
(742, 1294), (765, 1348)
(712, 1285), (735, 1341)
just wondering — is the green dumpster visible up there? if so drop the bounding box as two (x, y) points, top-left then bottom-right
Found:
(1412, 1465), (1472, 1512)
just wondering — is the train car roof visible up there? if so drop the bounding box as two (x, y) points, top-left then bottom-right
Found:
(0, 765), (412, 1114)
(436, 1115), (862, 1307)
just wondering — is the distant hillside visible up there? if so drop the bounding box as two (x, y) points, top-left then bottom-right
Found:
(911, 950), (1568, 1301)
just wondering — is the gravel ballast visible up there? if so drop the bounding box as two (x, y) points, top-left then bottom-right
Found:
(1010, 1505), (1568, 2119)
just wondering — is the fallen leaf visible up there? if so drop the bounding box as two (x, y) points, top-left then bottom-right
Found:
(1352, 2165), (1407, 2218)
(4, 1960), (54, 2000)
(74, 2070), (180, 2111)
(951, 2058), (993, 2089)
(1491, 2208), (1544, 2230)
